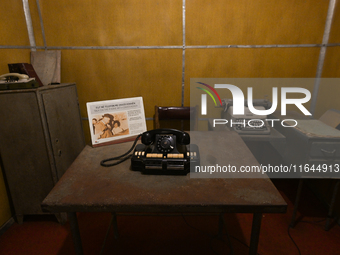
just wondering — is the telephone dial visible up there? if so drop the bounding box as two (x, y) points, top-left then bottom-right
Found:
(100, 128), (200, 175)
(131, 129), (200, 174)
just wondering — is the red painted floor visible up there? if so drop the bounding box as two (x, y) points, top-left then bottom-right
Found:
(0, 179), (339, 255)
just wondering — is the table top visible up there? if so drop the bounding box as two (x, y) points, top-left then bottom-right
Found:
(42, 131), (287, 214)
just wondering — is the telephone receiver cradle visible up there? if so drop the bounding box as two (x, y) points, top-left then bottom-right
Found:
(131, 128), (200, 175)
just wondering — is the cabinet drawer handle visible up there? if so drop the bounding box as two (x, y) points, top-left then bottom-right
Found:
(320, 149), (336, 156)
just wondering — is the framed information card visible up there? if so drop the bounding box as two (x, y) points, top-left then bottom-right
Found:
(86, 97), (147, 147)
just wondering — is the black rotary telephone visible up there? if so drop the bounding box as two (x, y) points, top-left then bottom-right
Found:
(131, 128), (199, 175)
(101, 129), (200, 175)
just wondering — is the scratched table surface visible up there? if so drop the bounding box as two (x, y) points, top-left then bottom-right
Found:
(42, 131), (286, 214)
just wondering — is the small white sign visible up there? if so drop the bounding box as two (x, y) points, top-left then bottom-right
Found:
(86, 97), (147, 146)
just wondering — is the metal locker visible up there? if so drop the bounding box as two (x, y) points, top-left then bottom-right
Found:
(0, 83), (85, 223)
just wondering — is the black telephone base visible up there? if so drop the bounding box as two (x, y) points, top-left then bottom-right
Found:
(131, 144), (200, 175)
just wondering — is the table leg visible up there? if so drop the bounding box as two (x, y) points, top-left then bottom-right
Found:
(218, 213), (224, 239)
(112, 212), (119, 239)
(325, 180), (340, 231)
(249, 213), (262, 255)
(218, 213), (234, 254)
(290, 179), (304, 228)
(67, 212), (84, 255)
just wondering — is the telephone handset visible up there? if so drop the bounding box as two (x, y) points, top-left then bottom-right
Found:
(141, 128), (190, 147)
(0, 73), (29, 82)
(0, 73), (38, 90)
(131, 129), (199, 175)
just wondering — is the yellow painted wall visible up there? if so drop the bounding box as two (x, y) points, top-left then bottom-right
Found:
(0, 0), (340, 225)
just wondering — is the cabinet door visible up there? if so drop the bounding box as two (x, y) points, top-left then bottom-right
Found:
(0, 91), (55, 215)
(41, 85), (85, 180)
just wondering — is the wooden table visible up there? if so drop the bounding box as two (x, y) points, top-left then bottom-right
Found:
(42, 131), (287, 255)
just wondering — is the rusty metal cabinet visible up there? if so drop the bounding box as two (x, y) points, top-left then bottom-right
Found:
(0, 83), (85, 223)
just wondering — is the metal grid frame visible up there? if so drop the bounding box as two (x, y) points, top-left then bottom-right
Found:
(0, 0), (338, 114)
